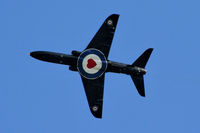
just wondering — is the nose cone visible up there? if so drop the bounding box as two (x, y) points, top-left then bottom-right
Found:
(30, 51), (61, 63)
(30, 51), (39, 58)
(30, 51), (46, 60)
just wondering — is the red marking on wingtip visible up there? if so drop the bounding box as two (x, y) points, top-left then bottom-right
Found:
(87, 58), (97, 69)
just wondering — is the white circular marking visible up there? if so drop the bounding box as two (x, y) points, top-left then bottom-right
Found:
(77, 48), (107, 79)
(92, 106), (98, 112)
(107, 19), (113, 25)
(82, 54), (102, 74)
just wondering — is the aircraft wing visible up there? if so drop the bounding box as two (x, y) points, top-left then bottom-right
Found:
(85, 14), (119, 58)
(80, 74), (105, 118)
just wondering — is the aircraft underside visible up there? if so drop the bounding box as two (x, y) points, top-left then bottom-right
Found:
(30, 14), (153, 118)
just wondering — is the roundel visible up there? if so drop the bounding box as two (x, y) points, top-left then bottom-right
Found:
(77, 49), (107, 79)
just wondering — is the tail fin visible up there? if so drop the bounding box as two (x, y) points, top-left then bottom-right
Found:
(131, 48), (153, 97)
(132, 48), (153, 68)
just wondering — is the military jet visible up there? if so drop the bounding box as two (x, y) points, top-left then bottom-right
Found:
(30, 14), (153, 118)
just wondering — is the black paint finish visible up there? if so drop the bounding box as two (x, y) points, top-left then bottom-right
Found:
(86, 14), (119, 58)
(30, 14), (153, 119)
(81, 75), (105, 118)
(30, 51), (77, 66)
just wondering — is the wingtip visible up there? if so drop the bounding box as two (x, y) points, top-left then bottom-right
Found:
(108, 14), (120, 19)
(147, 48), (153, 52)
(143, 48), (153, 58)
(105, 14), (120, 28)
(109, 14), (120, 17)
(140, 93), (146, 97)
(138, 89), (145, 97)
(89, 105), (103, 119)
(91, 111), (102, 119)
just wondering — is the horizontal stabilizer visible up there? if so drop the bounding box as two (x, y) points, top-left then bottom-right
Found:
(131, 75), (145, 97)
(131, 48), (153, 97)
(132, 48), (153, 68)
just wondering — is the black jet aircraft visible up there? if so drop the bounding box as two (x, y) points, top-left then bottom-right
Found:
(30, 14), (153, 118)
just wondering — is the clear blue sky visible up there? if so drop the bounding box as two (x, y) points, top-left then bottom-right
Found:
(1, 0), (200, 132)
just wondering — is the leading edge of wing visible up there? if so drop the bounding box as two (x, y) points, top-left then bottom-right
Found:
(80, 75), (105, 118)
(85, 14), (119, 58)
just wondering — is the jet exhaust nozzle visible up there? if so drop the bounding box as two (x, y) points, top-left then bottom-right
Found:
(134, 67), (147, 74)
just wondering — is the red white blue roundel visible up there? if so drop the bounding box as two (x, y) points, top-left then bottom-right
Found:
(77, 49), (107, 79)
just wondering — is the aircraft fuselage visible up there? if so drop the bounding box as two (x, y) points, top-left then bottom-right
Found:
(30, 51), (146, 76)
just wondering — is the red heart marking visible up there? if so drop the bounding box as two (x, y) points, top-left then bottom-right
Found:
(87, 58), (97, 69)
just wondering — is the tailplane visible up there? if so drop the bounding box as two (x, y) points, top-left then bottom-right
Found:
(131, 75), (145, 96)
(131, 48), (153, 97)
(132, 48), (153, 68)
